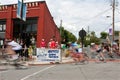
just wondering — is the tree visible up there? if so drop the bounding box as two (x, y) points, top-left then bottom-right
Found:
(59, 26), (77, 44)
(78, 31), (100, 46)
(100, 32), (108, 39)
(115, 31), (119, 36)
(91, 31), (96, 37)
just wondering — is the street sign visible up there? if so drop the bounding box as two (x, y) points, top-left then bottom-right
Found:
(79, 28), (86, 52)
(17, 0), (27, 21)
(22, 3), (27, 21)
(79, 28), (86, 39)
(109, 28), (112, 35)
(17, 0), (22, 19)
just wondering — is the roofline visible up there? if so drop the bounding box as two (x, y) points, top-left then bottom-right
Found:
(0, 1), (46, 6)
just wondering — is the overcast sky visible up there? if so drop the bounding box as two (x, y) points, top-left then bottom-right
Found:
(0, 0), (120, 38)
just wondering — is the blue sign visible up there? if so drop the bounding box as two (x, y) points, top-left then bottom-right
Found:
(48, 50), (59, 58)
(22, 3), (27, 21)
(17, 0), (27, 21)
(17, 0), (22, 19)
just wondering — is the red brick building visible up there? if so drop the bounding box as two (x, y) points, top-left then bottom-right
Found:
(0, 1), (61, 48)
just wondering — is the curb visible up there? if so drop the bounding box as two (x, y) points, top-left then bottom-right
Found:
(1, 58), (120, 66)
(27, 59), (120, 66)
(27, 60), (74, 66)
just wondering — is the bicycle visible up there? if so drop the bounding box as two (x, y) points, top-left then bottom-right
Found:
(1, 46), (28, 70)
(71, 52), (89, 65)
(94, 51), (106, 63)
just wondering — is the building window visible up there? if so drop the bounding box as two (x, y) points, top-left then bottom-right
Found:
(26, 24), (31, 32)
(0, 25), (2, 31)
(13, 18), (37, 36)
(3, 24), (6, 31)
(32, 24), (37, 32)
(26, 23), (37, 32)
(0, 24), (6, 32)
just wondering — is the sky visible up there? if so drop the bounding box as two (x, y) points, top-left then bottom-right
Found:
(0, 0), (120, 38)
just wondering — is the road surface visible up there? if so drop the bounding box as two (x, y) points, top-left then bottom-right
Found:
(0, 62), (120, 80)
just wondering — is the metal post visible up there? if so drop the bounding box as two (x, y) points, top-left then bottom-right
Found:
(112, 0), (115, 41)
(119, 31), (120, 52)
(21, 0), (24, 19)
(60, 20), (62, 63)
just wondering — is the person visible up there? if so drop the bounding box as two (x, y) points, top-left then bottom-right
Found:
(49, 39), (56, 49)
(7, 39), (22, 55)
(21, 40), (29, 61)
(40, 39), (46, 48)
(72, 47), (84, 64)
(104, 43), (114, 58)
(5, 39), (23, 68)
(28, 45), (33, 60)
(5, 45), (17, 60)
(55, 41), (60, 49)
(48, 39), (52, 48)
(94, 43), (106, 63)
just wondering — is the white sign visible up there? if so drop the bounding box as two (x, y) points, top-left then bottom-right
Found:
(36, 48), (61, 62)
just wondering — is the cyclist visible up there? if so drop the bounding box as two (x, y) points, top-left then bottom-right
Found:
(94, 43), (106, 63)
(7, 39), (22, 55)
(72, 47), (89, 64)
(4, 39), (26, 69)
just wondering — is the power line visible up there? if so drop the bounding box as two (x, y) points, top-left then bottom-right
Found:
(103, 24), (112, 32)
(87, 8), (112, 21)
(83, 8), (112, 30)
(115, 8), (120, 14)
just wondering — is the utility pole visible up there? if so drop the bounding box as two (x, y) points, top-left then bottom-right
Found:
(86, 26), (90, 41)
(87, 26), (90, 34)
(60, 20), (62, 35)
(112, 0), (115, 42)
(60, 19), (63, 63)
(119, 32), (120, 53)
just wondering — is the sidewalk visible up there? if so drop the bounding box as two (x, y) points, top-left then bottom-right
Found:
(0, 57), (72, 69)
(1, 57), (120, 69)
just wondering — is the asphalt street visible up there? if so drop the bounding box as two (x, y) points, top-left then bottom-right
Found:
(0, 62), (120, 80)
(0, 47), (120, 80)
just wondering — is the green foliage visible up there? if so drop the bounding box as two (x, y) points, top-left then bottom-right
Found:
(100, 32), (108, 39)
(115, 31), (119, 36)
(91, 31), (96, 37)
(59, 26), (101, 47)
(100, 31), (119, 39)
(90, 36), (100, 44)
(78, 31), (100, 47)
(59, 26), (77, 44)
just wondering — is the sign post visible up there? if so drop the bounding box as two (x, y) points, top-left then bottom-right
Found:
(119, 31), (120, 52)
